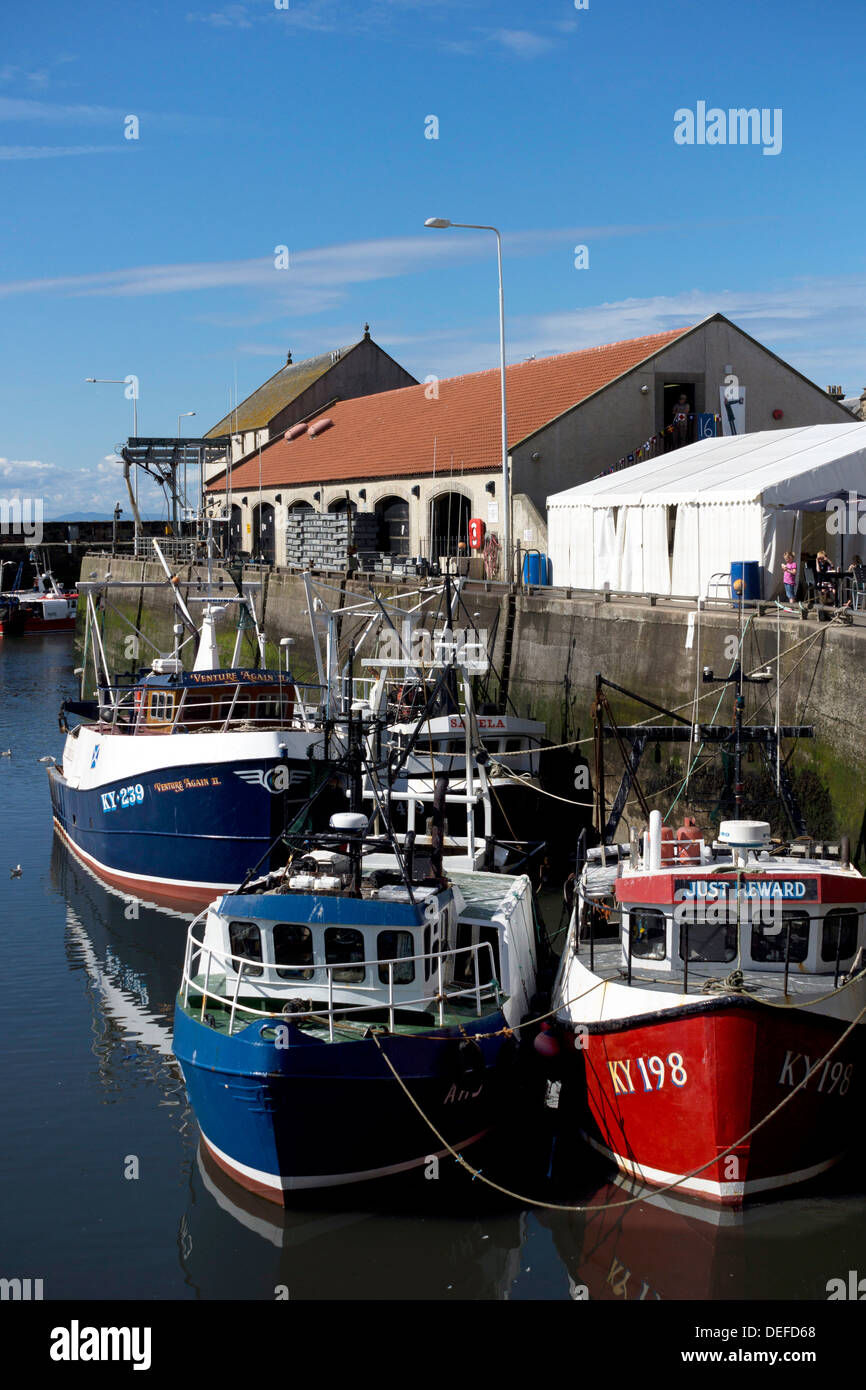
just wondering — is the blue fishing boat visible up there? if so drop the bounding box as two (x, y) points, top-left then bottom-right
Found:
(173, 802), (543, 1200)
(48, 543), (327, 907)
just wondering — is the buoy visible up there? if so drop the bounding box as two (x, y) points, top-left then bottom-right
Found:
(534, 1028), (560, 1059)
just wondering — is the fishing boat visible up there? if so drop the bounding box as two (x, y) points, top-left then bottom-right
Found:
(551, 673), (866, 1207)
(0, 554), (77, 635)
(304, 571), (573, 871)
(48, 544), (328, 908)
(173, 772), (544, 1199)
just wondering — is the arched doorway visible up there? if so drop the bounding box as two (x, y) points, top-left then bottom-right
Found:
(376, 495), (409, 555)
(228, 504), (243, 556)
(252, 502), (275, 565)
(287, 500), (314, 513)
(328, 497), (357, 516)
(430, 492), (470, 560)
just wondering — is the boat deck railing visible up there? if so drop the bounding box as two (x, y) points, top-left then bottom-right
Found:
(181, 914), (502, 1039)
(90, 679), (329, 735)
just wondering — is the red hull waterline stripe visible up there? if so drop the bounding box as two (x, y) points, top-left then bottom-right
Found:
(53, 818), (231, 907)
(583, 1133), (842, 1205)
(200, 1130), (489, 1204)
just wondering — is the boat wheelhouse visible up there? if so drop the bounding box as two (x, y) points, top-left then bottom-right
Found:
(173, 812), (542, 1199)
(553, 814), (866, 1206)
(48, 545), (328, 907)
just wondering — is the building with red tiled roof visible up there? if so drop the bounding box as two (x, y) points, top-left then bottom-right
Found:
(205, 313), (850, 572)
(202, 325), (417, 479)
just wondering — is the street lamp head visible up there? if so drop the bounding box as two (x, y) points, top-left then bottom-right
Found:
(424, 218), (452, 229)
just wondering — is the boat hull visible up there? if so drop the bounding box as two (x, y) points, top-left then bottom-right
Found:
(173, 1004), (517, 1201)
(48, 751), (317, 906)
(560, 993), (863, 1207)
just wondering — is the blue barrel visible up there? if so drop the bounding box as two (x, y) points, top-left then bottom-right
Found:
(523, 552), (551, 586)
(730, 560), (761, 601)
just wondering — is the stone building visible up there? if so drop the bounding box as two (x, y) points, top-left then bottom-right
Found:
(204, 326), (416, 477)
(205, 313), (852, 569)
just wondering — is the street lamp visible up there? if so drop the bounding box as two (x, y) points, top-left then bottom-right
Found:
(86, 376), (140, 539)
(178, 411), (196, 527)
(424, 217), (510, 580)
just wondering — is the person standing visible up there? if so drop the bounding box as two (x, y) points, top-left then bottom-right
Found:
(781, 551), (797, 604)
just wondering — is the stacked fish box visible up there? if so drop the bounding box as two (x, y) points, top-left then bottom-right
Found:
(285, 512), (379, 571)
(357, 552), (429, 581)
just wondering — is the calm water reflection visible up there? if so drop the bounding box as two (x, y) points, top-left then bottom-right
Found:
(1, 634), (863, 1301)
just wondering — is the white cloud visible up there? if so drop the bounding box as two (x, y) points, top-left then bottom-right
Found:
(0, 145), (126, 160)
(488, 29), (555, 58)
(186, 5), (253, 28)
(0, 458), (59, 477)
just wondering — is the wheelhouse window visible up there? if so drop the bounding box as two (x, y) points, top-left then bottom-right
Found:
(821, 909), (858, 964)
(678, 916), (737, 963)
(325, 928), (365, 983)
(148, 690), (175, 722)
(750, 910), (810, 964)
(229, 920), (263, 977)
(377, 931), (415, 984)
(257, 694), (283, 722)
(630, 908), (666, 960)
(274, 923), (314, 980)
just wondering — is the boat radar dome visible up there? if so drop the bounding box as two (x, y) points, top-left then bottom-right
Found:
(330, 813), (368, 833)
(718, 821), (771, 851)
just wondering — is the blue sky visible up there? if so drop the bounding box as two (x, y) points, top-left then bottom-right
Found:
(1, 0), (864, 517)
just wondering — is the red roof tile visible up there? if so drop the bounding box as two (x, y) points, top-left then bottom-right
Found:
(208, 324), (695, 492)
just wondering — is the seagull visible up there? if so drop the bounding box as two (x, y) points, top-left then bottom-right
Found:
(0, 749), (10, 757)
(10, 865), (21, 878)
(37, 755), (56, 764)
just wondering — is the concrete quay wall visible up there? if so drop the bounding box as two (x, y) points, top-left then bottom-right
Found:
(76, 555), (866, 845)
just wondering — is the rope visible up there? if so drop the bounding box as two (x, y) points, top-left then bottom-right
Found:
(371, 991), (866, 1213)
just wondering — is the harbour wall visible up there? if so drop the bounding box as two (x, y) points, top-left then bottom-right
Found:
(75, 555), (866, 847)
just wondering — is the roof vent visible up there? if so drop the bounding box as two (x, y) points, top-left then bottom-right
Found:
(308, 418), (334, 438)
(284, 422), (307, 441)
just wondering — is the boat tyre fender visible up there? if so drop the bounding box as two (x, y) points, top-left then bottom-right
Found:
(454, 1038), (486, 1090)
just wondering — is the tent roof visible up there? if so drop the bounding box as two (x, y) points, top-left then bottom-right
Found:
(547, 423), (866, 510)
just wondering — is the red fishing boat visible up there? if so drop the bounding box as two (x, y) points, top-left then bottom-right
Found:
(552, 672), (865, 1206)
(0, 556), (77, 635)
(554, 816), (865, 1205)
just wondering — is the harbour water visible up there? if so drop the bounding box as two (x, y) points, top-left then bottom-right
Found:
(2, 634), (865, 1303)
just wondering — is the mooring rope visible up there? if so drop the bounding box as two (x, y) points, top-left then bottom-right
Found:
(371, 993), (866, 1214)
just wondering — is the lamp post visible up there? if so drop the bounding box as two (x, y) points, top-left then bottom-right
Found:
(177, 411), (196, 528)
(86, 375), (140, 540)
(424, 217), (510, 580)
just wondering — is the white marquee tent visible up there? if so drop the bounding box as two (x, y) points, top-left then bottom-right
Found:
(547, 423), (866, 599)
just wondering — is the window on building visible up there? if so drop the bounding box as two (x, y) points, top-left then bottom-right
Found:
(325, 927), (365, 983)
(229, 921), (263, 977)
(274, 924), (314, 980)
(376, 496), (410, 555)
(377, 931), (415, 984)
